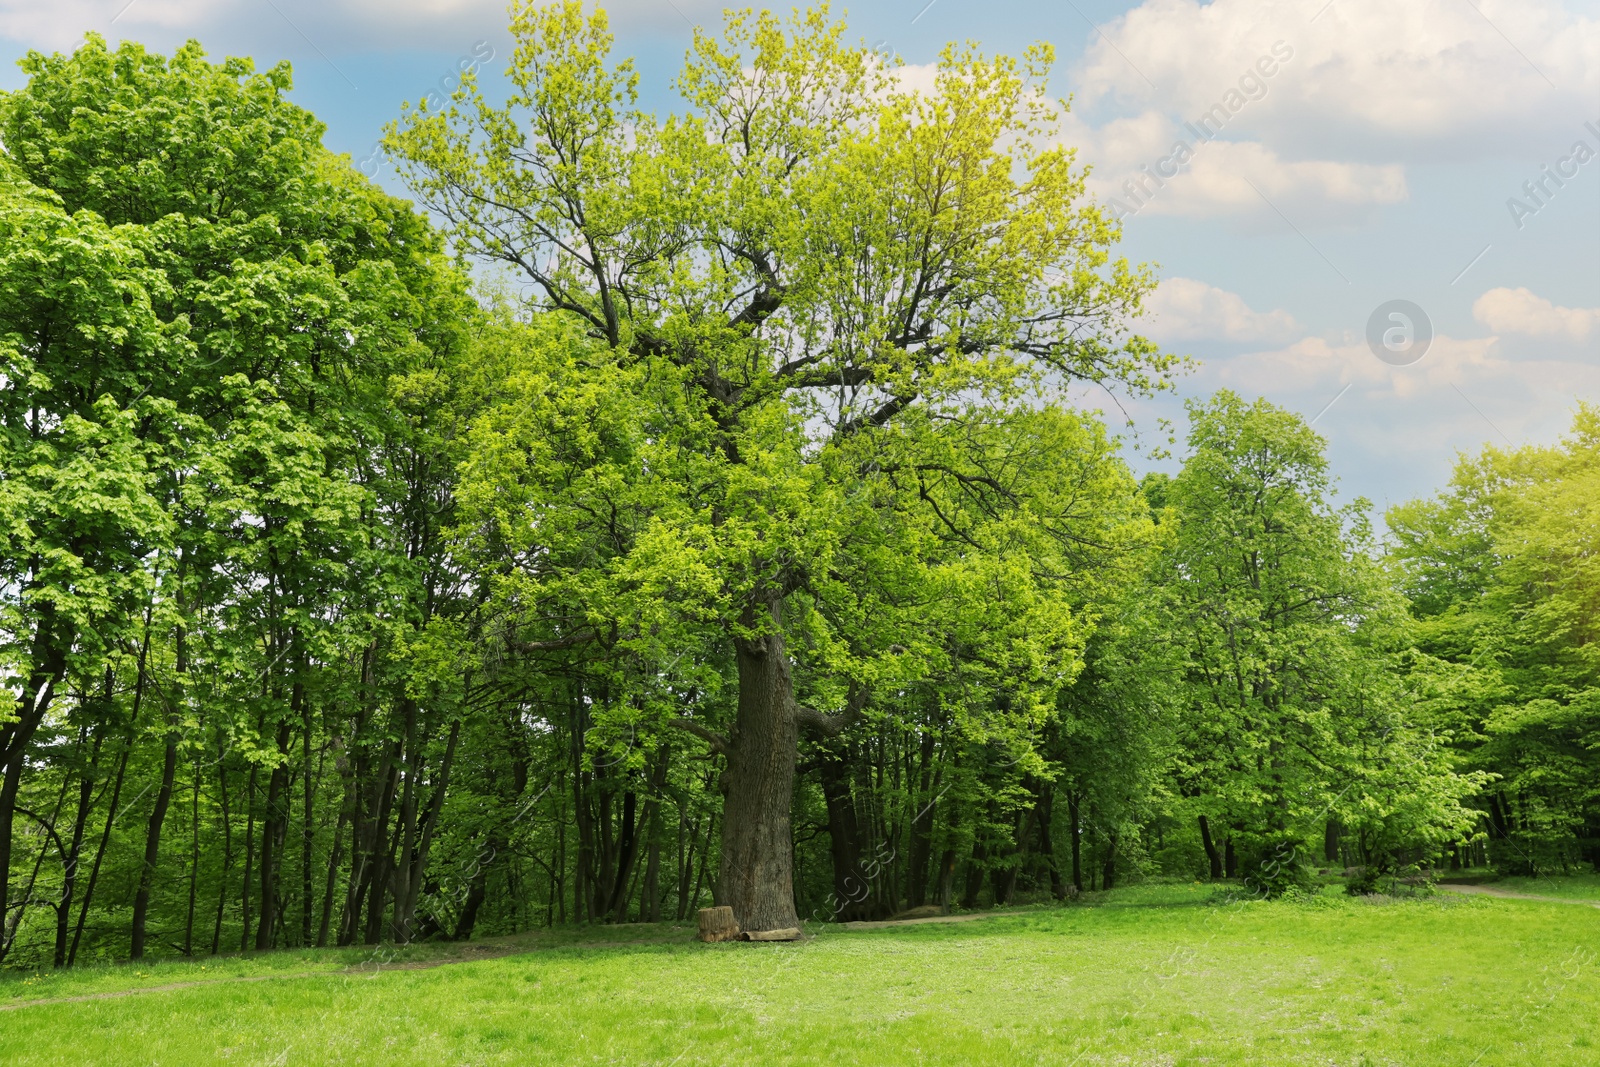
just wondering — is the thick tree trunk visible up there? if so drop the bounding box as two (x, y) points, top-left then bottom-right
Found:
(1323, 819), (1341, 864)
(717, 598), (801, 933)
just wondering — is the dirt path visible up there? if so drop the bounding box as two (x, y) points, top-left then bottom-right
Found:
(1440, 884), (1600, 908)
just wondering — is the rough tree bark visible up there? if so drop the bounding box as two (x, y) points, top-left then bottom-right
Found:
(715, 596), (802, 933)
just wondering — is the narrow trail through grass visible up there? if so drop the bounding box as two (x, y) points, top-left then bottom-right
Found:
(1440, 884), (1600, 908)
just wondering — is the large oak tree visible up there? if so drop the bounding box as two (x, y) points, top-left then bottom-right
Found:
(388, 2), (1171, 930)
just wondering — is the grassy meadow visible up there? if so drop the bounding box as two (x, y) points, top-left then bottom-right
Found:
(3, 883), (1596, 1067)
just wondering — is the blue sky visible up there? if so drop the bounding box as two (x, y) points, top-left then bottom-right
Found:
(4, 0), (1598, 516)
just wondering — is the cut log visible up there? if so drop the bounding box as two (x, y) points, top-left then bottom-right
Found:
(741, 927), (801, 941)
(697, 906), (740, 943)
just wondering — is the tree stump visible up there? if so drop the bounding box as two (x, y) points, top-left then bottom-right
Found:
(697, 906), (740, 943)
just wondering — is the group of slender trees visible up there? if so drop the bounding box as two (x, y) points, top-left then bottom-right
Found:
(0, 5), (1593, 968)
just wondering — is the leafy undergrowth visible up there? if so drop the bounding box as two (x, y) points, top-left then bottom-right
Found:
(3, 888), (1597, 1066)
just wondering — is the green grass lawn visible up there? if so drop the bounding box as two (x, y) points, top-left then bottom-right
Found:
(3, 885), (1597, 1066)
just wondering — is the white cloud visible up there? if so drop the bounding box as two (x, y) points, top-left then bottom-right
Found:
(1473, 286), (1600, 341)
(1142, 277), (1300, 344)
(1077, 0), (1600, 162)
(1064, 110), (1407, 224)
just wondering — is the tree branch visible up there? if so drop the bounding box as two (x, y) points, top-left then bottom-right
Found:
(671, 717), (730, 756)
(794, 705), (848, 738)
(509, 630), (599, 653)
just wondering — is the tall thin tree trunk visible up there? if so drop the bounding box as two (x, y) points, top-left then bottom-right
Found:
(962, 838), (988, 910)
(690, 816), (714, 915)
(210, 748), (233, 956)
(69, 740), (132, 968)
(907, 732), (938, 907)
(317, 800), (349, 948)
(132, 574), (187, 960)
(1061, 794), (1080, 893)
(396, 718), (461, 940)
(642, 828), (662, 923)
(301, 691), (315, 946)
(606, 789), (638, 920)
(1035, 783), (1065, 900)
(55, 724), (103, 968)
(676, 813), (695, 921)
(1101, 829), (1119, 890)
(1198, 814), (1222, 880)
(388, 699), (421, 942)
(240, 763), (257, 952)
(255, 717), (292, 950)
(68, 613), (144, 968)
(0, 604), (69, 946)
(130, 722), (180, 959)
(818, 741), (872, 920)
(183, 759), (201, 955)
